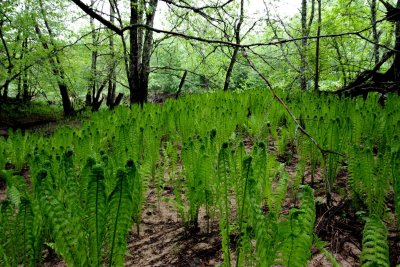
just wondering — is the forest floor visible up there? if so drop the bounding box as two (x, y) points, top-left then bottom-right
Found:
(29, 162), (371, 267)
(1, 103), (399, 266)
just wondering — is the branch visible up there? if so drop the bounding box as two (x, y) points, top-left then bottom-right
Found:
(121, 19), (386, 48)
(71, 0), (387, 49)
(70, 0), (122, 35)
(241, 48), (347, 159)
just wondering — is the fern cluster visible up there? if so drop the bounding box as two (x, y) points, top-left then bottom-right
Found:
(0, 90), (399, 265)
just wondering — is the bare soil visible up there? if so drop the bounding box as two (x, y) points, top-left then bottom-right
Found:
(125, 188), (223, 266)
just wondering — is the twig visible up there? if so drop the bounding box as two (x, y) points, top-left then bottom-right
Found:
(241, 48), (347, 159)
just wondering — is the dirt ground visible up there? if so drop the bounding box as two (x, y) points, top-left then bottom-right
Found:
(125, 187), (223, 267)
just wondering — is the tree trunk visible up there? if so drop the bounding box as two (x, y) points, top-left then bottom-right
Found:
(87, 0), (98, 106)
(139, 0), (158, 105)
(391, 0), (400, 81)
(300, 0), (308, 90)
(22, 38), (29, 101)
(129, 0), (158, 106)
(38, 0), (73, 116)
(300, 0), (315, 91)
(107, 1), (117, 108)
(314, 0), (322, 91)
(35, 15), (73, 115)
(0, 26), (12, 99)
(129, 0), (141, 105)
(223, 0), (244, 91)
(371, 0), (380, 64)
(72, 0), (158, 106)
(175, 70), (188, 99)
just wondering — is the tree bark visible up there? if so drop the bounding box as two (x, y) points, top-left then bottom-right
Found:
(139, 0), (158, 105)
(371, 0), (380, 64)
(107, 0), (117, 108)
(314, 0), (322, 91)
(299, 0), (315, 91)
(22, 38), (29, 102)
(390, 0), (400, 81)
(300, 0), (308, 90)
(175, 70), (187, 99)
(223, 0), (244, 91)
(0, 25), (13, 99)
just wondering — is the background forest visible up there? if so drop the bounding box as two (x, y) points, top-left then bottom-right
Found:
(0, 0), (399, 112)
(1, 0), (400, 266)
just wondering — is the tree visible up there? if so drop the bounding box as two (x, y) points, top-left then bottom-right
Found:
(337, 0), (400, 96)
(300, 0), (315, 91)
(35, 0), (74, 115)
(314, 0), (322, 91)
(223, 0), (244, 91)
(71, 0), (158, 106)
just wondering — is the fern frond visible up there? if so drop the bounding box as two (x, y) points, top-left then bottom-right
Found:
(391, 148), (400, 223)
(270, 168), (289, 216)
(107, 168), (133, 267)
(36, 169), (86, 266)
(87, 164), (107, 266)
(274, 185), (315, 267)
(361, 215), (390, 267)
(217, 142), (231, 266)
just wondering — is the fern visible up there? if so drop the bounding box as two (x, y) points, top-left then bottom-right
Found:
(391, 147), (400, 223)
(36, 169), (86, 266)
(87, 164), (107, 266)
(235, 156), (252, 267)
(269, 167), (289, 216)
(274, 185), (315, 267)
(361, 215), (390, 267)
(107, 168), (133, 267)
(217, 142), (231, 266)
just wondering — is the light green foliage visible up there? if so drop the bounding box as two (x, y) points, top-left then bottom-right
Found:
(107, 168), (133, 267)
(361, 215), (390, 267)
(0, 90), (399, 266)
(274, 186), (316, 267)
(391, 147), (400, 223)
(87, 164), (107, 267)
(217, 142), (232, 266)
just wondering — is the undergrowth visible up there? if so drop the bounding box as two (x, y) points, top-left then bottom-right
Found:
(0, 90), (399, 266)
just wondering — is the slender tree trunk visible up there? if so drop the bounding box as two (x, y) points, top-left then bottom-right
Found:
(314, 0), (322, 91)
(371, 0), (380, 64)
(139, 0), (158, 105)
(300, 0), (315, 91)
(87, 0), (98, 106)
(393, 0), (400, 81)
(300, 0), (308, 90)
(0, 26), (12, 99)
(129, 0), (141, 105)
(112, 0), (131, 105)
(38, 0), (73, 116)
(223, 0), (244, 91)
(107, 1), (117, 108)
(22, 38), (29, 101)
(175, 70), (187, 99)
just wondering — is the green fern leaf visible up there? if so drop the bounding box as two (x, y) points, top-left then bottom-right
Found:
(361, 215), (390, 267)
(87, 164), (107, 266)
(107, 168), (133, 267)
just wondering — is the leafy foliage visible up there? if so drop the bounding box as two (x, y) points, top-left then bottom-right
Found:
(361, 215), (390, 267)
(0, 90), (399, 266)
